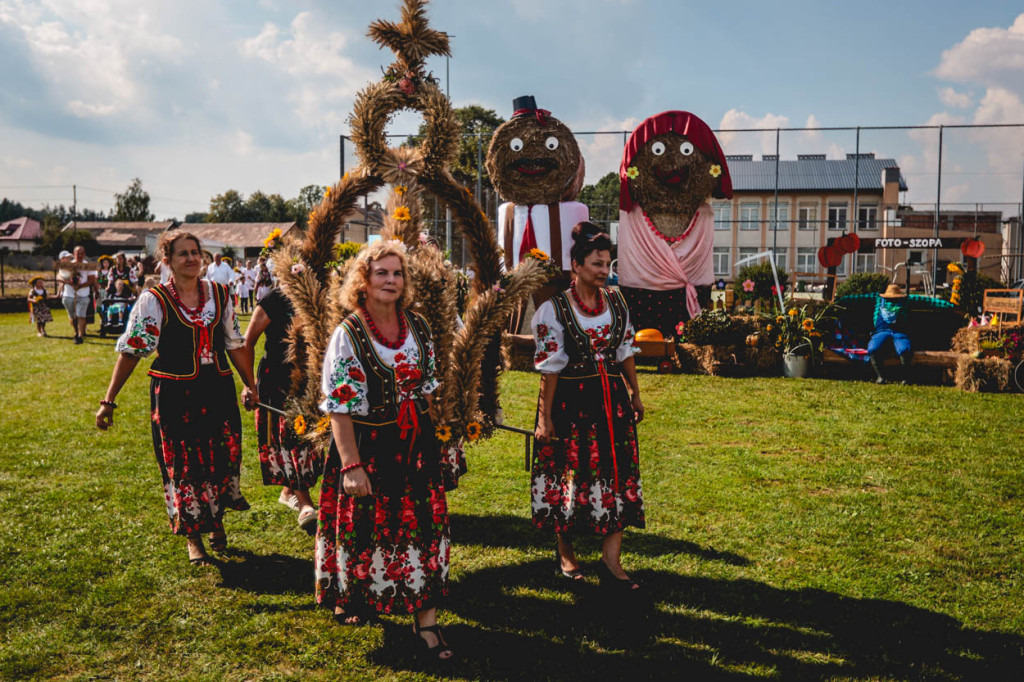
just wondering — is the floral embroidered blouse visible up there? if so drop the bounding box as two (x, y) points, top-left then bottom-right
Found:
(115, 280), (244, 362)
(320, 318), (440, 416)
(531, 294), (639, 374)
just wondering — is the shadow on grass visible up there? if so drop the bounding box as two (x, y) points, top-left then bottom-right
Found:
(451, 513), (750, 566)
(213, 549), (311, 596)
(368, 559), (1024, 681)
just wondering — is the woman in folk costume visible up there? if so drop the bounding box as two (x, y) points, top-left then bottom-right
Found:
(316, 240), (453, 661)
(95, 231), (257, 566)
(241, 284), (322, 532)
(532, 222), (645, 590)
(617, 111), (733, 337)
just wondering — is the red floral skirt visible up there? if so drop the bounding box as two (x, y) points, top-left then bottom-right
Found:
(531, 367), (645, 536)
(254, 379), (323, 491)
(315, 408), (450, 615)
(149, 367), (250, 536)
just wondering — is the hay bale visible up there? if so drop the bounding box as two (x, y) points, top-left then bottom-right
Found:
(745, 345), (782, 374)
(954, 355), (1012, 392)
(951, 322), (1022, 354)
(486, 110), (583, 206)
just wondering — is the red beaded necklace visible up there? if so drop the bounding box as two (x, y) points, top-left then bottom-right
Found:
(570, 280), (604, 316)
(167, 279), (206, 319)
(361, 304), (408, 350)
(641, 210), (699, 244)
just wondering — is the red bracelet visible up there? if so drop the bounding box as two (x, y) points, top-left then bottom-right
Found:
(340, 461), (364, 475)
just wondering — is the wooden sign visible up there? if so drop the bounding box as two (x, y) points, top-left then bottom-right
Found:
(983, 289), (1023, 323)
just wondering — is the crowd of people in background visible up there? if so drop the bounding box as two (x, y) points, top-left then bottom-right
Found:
(41, 246), (274, 343)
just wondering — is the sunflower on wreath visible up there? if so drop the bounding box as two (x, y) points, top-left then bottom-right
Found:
(262, 227), (284, 257)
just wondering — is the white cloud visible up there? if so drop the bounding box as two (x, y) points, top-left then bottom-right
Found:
(576, 116), (639, 185)
(239, 12), (374, 138)
(717, 109), (842, 159)
(938, 87), (973, 109)
(1, 0), (184, 118)
(934, 14), (1024, 91)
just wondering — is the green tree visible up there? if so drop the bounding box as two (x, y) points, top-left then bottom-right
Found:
(207, 190), (248, 222)
(297, 185), (325, 212)
(112, 178), (154, 221)
(413, 105), (503, 190)
(36, 214), (98, 256)
(578, 171), (620, 230)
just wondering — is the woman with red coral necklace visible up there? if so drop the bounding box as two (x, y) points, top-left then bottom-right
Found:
(95, 231), (257, 567)
(532, 222), (646, 591)
(317, 240), (453, 662)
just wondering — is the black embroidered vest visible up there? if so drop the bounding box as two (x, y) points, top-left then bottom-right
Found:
(148, 282), (232, 380)
(549, 287), (630, 378)
(339, 309), (434, 425)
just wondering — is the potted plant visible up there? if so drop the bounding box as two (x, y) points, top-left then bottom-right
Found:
(761, 301), (833, 378)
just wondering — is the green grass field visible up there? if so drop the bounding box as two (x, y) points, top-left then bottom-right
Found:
(1, 309), (1022, 681)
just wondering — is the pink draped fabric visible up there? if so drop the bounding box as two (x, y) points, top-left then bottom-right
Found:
(616, 204), (714, 319)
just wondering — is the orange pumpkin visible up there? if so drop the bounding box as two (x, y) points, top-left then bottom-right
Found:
(817, 245), (843, 268)
(961, 238), (985, 259)
(837, 232), (861, 254)
(635, 328), (664, 343)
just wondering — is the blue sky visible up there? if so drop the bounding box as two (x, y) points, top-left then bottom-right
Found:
(2, 0), (1023, 219)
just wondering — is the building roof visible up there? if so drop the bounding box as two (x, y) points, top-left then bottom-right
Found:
(61, 221), (174, 249)
(171, 222), (299, 248)
(0, 217), (41, 241)
(726, 155), (908, 193)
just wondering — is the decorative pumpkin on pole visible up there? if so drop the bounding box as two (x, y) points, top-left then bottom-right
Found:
(616, 111), (732, 336)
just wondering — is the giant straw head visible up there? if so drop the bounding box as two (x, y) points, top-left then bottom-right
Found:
(619, 111), (732, 237)
(487, 96), (584, 206)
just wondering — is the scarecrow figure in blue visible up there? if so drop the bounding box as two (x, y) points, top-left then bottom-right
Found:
(867, 283), (912, 384)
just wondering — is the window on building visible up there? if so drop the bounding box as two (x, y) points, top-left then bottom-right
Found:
(772, 249), (788, 273)
(737, 247), (759, 267)
(769, 200), (790, 231)
(854, 253), (876, 273)
(796, 247), (817, 274)
(797, 203), (818, 230)
(827, 202), (848, 230)
(857, 203), (878, 230)
(713, 202), (732, 231)
(739, 202), (760, 230)
(713, 247), (731, 276)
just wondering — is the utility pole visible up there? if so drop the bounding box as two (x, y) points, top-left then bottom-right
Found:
(72, 184), (77, 230)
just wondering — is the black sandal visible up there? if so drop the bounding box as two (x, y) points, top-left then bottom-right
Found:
(555, 549), (585, 581)
(333, 605), (374, 626)
(208, 532), (227, 553)
(412, 621), (454, 662)
(596, 558), (640, 591)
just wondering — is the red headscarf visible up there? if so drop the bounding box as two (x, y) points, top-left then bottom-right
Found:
(619, 111), (733, 212)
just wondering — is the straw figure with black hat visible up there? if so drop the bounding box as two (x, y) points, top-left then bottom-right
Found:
(27, 275), (52, 337)
(486, 95), (588, 331)
(867, 283), (913, 384)
(617, 111), (732, 337)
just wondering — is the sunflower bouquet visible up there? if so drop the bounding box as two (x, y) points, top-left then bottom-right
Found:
(760, 300), (833, 363)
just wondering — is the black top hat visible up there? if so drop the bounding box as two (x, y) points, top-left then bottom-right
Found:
(512, 95), (538, 116)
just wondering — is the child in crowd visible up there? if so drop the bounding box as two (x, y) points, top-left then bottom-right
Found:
(103, 278), (136, 327)
(27, 276), (52, 337)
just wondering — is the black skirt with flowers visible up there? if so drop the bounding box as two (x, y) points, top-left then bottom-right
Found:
(315, 404), (450, 616)
(621, 285), (710, 337)
(150, 366), (250, 536)
(531, 361), (645, 537)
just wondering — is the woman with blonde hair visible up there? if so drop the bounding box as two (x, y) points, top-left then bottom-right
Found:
(316, 240), (453, 661)
(96, 230), (257, 566)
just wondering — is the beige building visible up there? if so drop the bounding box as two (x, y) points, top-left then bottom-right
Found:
(712, 154), (906, 284)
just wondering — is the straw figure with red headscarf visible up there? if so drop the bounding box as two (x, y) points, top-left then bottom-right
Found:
(617, 111), (732, 336)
